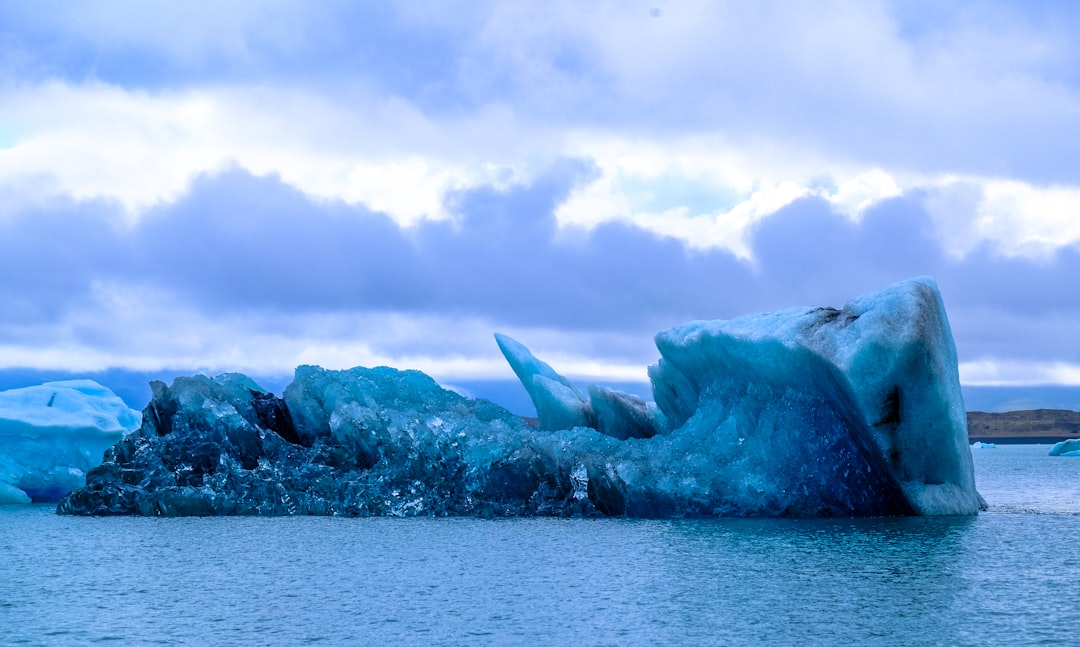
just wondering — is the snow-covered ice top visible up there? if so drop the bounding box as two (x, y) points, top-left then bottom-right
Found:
(0, 380), (141, 503)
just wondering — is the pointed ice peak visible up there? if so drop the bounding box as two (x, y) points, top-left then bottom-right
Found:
(494, 333), (593, 430)
(494, 333), (583, 402)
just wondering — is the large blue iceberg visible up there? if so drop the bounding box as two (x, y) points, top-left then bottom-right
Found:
(57, 277), (983, 517)
(0, 380), (141, 504)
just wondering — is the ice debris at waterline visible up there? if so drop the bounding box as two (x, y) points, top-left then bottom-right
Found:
(1048, 439), (1080, 457)
(0, 381), (141, 504)
(58, 277), (984, 517)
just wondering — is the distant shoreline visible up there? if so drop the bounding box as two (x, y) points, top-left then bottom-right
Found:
(966, 436), (1074, 445)
(967, 409), (1080, 443)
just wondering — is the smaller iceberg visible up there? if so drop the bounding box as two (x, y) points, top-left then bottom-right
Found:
(0, 380), (141, 503)
(1048, 439), (1080, 457)
(970, 441), (996, 449)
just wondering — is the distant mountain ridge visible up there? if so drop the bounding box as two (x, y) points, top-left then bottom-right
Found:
(967, 409), (1080, 443)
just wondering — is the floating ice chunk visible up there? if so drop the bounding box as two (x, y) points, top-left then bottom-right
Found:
(0, 380), (141, 503)
(1049, 439), (1080, 457)
(494, 334), (580, 398)
(0, 481), (31, 504)
(60, 368), (546, 516)
(970, 441), (996, 449)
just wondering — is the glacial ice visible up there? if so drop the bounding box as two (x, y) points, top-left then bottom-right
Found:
(494, 333), (661, 440)
(0, 380), (141, 503)
(1048, 439), (1080, 457)
(495, 333), (593, 431)
(649, 277), (983, 516)
(58, 277), (983, 517)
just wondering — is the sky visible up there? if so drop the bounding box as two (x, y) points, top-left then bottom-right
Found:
(2, 1), (1080, 410)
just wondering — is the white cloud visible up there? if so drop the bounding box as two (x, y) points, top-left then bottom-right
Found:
(973, 180), (1080, 257)
(0, 281), (657, 384)
(3, 2), (1080, 400)
(824, 169), (904, 220)
(5, 77), (1080, 263)
(924, 177), (1080, 259)
(959, 359), (1080, 386)
(0, 81), (529, 225)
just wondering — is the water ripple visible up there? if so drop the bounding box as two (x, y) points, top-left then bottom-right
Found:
(0, 445), (1074, 645)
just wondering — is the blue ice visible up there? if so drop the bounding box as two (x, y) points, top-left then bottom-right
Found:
(1049, 439), (1080, 457)
(0, 380), (140, 503)
(57, 277), (984, 517)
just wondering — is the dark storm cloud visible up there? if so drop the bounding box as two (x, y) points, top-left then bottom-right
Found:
(126, 162), (745, 332)
(0, 197), (127, 322)
(136, 170), (424, 312)
(2, 163), (1078, 367)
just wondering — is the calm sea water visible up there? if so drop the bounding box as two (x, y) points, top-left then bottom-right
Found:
(1, 444), (1078, 646)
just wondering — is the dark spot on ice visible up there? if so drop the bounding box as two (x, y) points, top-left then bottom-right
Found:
(587, 466), (626, 516)
(876, 385), (902, 430)
(809, 306), (860, 329)
(249, 390), (303, 446)
(813, 307), (842, 323)
(147, 380), (177, 436)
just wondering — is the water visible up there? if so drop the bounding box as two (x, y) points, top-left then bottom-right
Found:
(1, 445), (1078, 646)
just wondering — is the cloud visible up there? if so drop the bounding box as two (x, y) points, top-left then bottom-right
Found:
(450, 2), (1080, 180)
(3, 2), (1080, 390)
(960, 360), (1080, 387)
(7, 76), (1079, 268)
(0, 81), (519, 221)
(0, 1), (337, 80)
(1, 162), (1078, 386)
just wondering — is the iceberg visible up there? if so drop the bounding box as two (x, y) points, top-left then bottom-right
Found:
(1048, 439), (1080, 457)
(58, 277), (983, 517)
(1, 380), (141, 503)
(648, 277), (983, 516)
